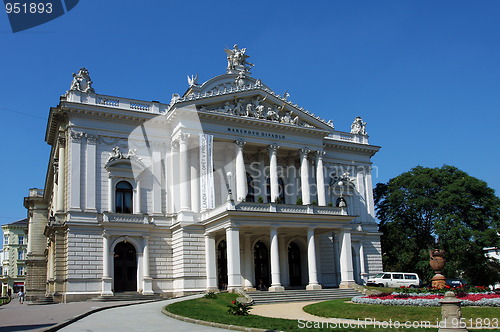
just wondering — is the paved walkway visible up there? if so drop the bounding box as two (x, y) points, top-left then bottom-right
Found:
(57, 295), (225, 332)
(0, 298), (152, 332)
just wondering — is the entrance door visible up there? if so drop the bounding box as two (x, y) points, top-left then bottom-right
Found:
(288, 241), (302, 286)
(254, 241), (270, 290)
(114, 242), (137, 292)
(216, 240), (228, 290)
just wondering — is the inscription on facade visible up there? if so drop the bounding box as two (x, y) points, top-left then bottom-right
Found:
(227, 127), (286, 140)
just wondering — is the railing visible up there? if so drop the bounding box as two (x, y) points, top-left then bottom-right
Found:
(328, 132), (369, 145)
(65, 91), (168, 115)
(102, 212), (150, 224)
(235, 202), (347, 215)
(28, 188), (44, 197)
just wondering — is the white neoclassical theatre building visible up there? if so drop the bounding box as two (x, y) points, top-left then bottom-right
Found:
(24, 46), (382, 302)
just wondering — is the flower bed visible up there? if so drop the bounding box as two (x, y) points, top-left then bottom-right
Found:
(353, 292), (500, 307)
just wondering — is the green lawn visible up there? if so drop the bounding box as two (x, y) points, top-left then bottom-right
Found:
(165, 293), (440, 331)
(304, 299), (500, 328)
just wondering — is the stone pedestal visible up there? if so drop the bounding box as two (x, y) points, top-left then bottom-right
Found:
(268, 285), (285, 292)
(438, 291), (468, 332)
(101, 277), (113, 296)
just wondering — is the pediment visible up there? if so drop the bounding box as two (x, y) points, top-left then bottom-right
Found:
(174, 74), (334, 132)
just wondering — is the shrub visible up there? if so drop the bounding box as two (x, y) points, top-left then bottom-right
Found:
(227, 300), (252, 316)
(296, 198), (303, 205)
(257, 196), (264, 203)
(203, 292), (217, 299)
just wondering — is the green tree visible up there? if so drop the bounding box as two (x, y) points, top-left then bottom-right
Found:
(374, 165), (500, 286)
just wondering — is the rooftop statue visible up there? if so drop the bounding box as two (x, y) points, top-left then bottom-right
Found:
(350, 116), (367, 136)
(69, 68), (94, 93)
(225, 44), (254, 73)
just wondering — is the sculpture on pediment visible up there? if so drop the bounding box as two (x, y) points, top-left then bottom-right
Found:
(350, 116), (367, 135)
(265, 106), (280, 122)
(253, 96), (266, 119)
(235, 71), (246, 87)
(170, 93), (180, 105)
(221, 102), (234, 115)
(225, 44), (254, 73)
(234, 99), (245, 116)
(187, 74), (199, 87)
(245, 102), (255, 117)
(69, 68), (94, 93)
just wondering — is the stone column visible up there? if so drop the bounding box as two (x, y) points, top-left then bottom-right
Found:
(191, 143), (200, 213)
(306, 227), (322, 290)
(142, 236), (153, 294)
(56, 136), (66, 212)
(268, 144), (280, 203)
(101, 234), (113, 296)
(85, 134), (97, 211)
(179, 133), (191, 211)
(300, 149), (311, 205)
(339, 230), (355, 288)
(152, 151), (162, 214)
(359, 240), (367, 284)
(279, 234), (289, 286)
(365, 167), (376, 220)
(108, 177), (113, 212)
(69, 131), (83, 210)
(242, 234), (254, 290)
(205, 235), (218, 291)
(134, 179), (142, 214)
(316, 151), (326, 206)
(226, 226), (242, 291)
(269, 227), (284, 291)
(235, 140), (247, 202)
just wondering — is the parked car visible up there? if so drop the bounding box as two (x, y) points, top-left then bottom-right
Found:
(366, 272), (421, 288)
(446, 278), (468, 288)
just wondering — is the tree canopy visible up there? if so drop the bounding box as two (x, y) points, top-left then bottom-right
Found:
(374, 165), (500, 286)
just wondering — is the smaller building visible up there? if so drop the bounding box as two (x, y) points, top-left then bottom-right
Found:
(1, 219), (28, 297)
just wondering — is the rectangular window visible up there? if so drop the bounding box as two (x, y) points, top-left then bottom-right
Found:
(3, 235), (8, 245)
(17, 266), (24, 276)
(404, 274), (417, 280)
(393, 274), (403, 279)
(18, 235), (24, 245)
(18, 250), (24, 260)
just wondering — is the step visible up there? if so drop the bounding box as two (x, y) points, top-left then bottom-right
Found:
(90, 293), (162, 302)
(246, 289), (362, 305)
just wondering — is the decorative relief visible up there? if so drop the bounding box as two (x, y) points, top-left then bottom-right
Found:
(350, 116), (367, 136)
(199, 97), (305, 127)
(69, 68), (94, 93)
(107, 146), (137, 163)
(268, 144), (280, 153)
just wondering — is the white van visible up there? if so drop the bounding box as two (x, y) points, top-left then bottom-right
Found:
(366, 272), (421, 288)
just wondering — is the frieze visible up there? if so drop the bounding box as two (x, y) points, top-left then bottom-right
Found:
(70, 131), (85, 143)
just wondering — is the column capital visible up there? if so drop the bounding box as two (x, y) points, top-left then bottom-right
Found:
(86, 133), (98, 144)
(315, 150), (326, 160)
(70, 130), (85, 143)
(179, 132), (190, 143)
(142, 235), (150, 240)
(299, 148), (310, 158)
(58, 136), (66, 147)
(235, 139), (246, 148)
(268, 144), (280, 153)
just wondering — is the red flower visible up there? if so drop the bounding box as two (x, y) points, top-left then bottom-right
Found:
(231, 301), (236, 304)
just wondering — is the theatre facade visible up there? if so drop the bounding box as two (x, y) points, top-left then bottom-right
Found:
(24, 46), (382, 302)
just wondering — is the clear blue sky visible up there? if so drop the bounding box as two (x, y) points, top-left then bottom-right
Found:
(1, 0), (499, 225)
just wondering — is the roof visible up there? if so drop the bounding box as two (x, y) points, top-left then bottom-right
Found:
(4, 218), (27, 227)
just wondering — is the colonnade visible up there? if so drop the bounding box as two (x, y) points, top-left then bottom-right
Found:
(204, 227), (358, 292)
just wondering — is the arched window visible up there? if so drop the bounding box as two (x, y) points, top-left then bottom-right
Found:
(115, 181), (133, 213)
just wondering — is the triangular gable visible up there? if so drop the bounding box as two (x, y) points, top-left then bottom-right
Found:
(173, 73), (334, 132)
